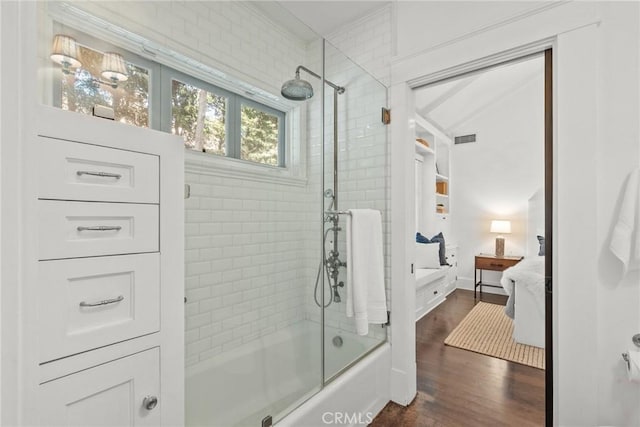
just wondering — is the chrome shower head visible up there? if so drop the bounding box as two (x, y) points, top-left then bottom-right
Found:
(281, 71), (314, 101)
(324, 189), (334, 198)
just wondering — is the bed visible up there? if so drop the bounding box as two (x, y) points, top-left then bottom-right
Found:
(500, 189), (546, 348)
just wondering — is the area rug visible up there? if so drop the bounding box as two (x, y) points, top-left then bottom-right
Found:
(444, 302), (545, 370)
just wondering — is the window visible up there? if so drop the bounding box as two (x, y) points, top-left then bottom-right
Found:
(240, 102), (284, 166)
(58, 43), (150, 128)
(172, 79), (227, 156)
(169, 73), (285, 167)
(49, 27), (287, 168)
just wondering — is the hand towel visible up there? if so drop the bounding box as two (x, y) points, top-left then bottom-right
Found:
(610, 167), (640, 273)
(346, 209), (388, 335)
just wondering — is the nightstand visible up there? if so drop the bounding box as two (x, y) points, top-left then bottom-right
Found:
(474, 254), (523, 299)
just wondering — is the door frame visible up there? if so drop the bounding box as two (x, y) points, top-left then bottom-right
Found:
(389, 33), (561, 422)
(404, 46), (553, 421)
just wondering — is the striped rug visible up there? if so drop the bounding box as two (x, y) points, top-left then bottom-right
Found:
(444, 302), (545, 370)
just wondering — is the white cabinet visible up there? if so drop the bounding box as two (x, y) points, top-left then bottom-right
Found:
(39, 348), (161, 427)
(37, 137), (160, 204)
(38, 201), (159, 260)
(414, 114), (452, 222)
(17, 107), (184, 427)
(38, 253), (160, 363)
(413, 114), (457, 322)
(445, 245), (458, 295)
(415, 273), (447, 321)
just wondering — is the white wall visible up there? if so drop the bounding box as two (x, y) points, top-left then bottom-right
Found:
(594, 3), (640, 424)
(390, 1), (640, 425)
(451, 72), (544, 291)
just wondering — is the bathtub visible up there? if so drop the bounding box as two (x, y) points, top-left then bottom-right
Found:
(185, 320), (390, 427)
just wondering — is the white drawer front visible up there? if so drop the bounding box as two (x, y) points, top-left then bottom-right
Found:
(38, 254), (160, 363)
(39, 348), (160, 426)
(38, 201), (159, 260)
(38, 137), (159, 203)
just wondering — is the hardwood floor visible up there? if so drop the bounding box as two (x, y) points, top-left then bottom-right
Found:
(370, 289), (545, 427)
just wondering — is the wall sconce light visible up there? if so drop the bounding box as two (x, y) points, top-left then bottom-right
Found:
(490, 219), (511, 258)
(50, 34), (129, 89)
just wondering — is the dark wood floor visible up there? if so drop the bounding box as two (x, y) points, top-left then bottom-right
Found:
(370, 289), (545, 427)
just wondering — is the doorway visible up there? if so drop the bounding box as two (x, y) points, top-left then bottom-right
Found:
(378, 50), (552, 425)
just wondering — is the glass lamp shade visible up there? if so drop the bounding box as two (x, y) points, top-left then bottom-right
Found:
(50, 35), (82, 70)
(490, 220), (511, 234)
(100, 52), (129, 85)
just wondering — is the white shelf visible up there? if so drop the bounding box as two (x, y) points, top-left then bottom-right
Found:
(415, 141), (434, 156)
(436, 174), (449, 181)
(436, 193), (449, 198)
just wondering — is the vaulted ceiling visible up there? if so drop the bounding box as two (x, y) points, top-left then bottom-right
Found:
(413, 55), (544, 137)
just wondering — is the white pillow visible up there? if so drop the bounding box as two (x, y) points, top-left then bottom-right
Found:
(415, 242), (441, 269)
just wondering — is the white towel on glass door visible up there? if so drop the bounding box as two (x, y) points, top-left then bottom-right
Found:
(346, 209), (388, 335)
(610, 167), (640, 274)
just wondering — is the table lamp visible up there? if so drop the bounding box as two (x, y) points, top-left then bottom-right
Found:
(490, 220), (511, 258)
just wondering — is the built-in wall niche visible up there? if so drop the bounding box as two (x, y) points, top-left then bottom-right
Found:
(414, 114), (452, 235)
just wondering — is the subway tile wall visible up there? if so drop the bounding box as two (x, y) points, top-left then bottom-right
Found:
(56, 1), (321, 367)
(302, 37), (390, 342)
(318, 7), (393, 341)
(184, 170), (318, 366)
(62, 1), (306, 98)
(47, 1), (394, 366)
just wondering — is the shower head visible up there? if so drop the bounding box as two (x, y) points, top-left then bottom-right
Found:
(282, 66), (346, 101)
(324, 189), (334, 198)
(281, 71), (314, 101)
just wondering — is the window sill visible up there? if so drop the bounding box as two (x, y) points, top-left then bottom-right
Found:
(184, 150), (307, 187)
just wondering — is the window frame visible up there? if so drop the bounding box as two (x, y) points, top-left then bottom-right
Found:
(51, 24), (288, 169)
(161, 68), (237, 158)
(239, 98), (286, 167)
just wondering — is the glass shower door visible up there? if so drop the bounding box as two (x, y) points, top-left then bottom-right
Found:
(321, 40), (389, 382)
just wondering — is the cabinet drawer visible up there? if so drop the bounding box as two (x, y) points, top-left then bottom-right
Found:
(39, 348), (160, 427)
(38, 254), (160, 363)
(38, 137), (159, 204)
(38, 200), (158, 260)
(475, 257), (520, 271)
(424, 280), (445, 306)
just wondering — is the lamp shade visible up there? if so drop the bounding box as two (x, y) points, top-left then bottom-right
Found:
(50, 34), (82, 69)
(490, 220), (511, 234)
(100, 52), (129, 84)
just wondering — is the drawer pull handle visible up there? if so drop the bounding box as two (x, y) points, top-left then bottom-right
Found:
(76, 170), (122, 179)
(77, 226), (122, 232)
(79, 295), (124, 307)
(143, 395), (159, 411)
(489, 263), (504, 267)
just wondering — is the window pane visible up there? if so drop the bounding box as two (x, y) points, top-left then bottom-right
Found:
(240, 104), (280, 166)
(60, 45), (149, 128)
(171, 80), (227, 156)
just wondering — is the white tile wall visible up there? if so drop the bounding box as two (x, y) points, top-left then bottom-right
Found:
(311, 10), (393, 343)
(184, 169), (319, 366)
(52, 1), (322, 367)
(60, 1), (306, 98)
(326, 5), (393, 86)
(45, 0), (395, 366)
